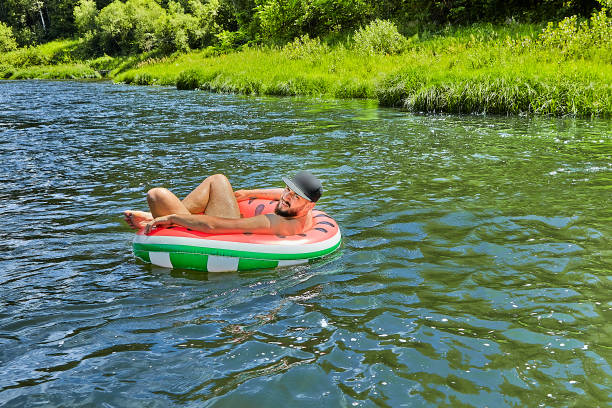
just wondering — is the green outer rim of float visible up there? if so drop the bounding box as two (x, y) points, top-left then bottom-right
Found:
(133, 238), (341, 261)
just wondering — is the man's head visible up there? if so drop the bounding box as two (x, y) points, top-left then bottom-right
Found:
(275, 171), (322, 217)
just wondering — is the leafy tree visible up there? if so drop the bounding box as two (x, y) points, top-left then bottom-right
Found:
(0, 21), (18, 51)
(1, 0), (606, 51)
(94, 0), (164, 53)
(74, 0), (97, 34)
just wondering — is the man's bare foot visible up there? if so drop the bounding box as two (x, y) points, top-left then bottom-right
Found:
(124, 210), (153, 229)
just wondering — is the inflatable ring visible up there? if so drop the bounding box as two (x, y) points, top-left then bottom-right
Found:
(132, 199), (341, 272)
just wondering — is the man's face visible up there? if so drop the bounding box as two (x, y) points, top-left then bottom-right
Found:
(275, 186), (311, 217)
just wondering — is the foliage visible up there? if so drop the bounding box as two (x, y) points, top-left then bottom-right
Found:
(2, 20), (610, 118)
(10, 63), (99, 79)
(215, 29), (249, 50)
(281, 34), (329, 61)
(188, 0), (223, 47)
(0, 0), (604, 49)
(108, 21), (610, 117)
(353, 19), (410, 55)
(0, 39), (80, 67)
(74, 0), (98, 34)
(76, 0), (224, 54)
(94, 0), (165, 53)
(506, 4), (612, 63)
(0, 21), (18, 52)
(176, 68), (201, 89)
(254, 0), (370, 41)
(254, 0), (303, 41)
(539, 7), (611, 60)
(154, 2), (195, 53)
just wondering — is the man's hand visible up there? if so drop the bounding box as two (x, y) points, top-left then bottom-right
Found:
(144, 215), (175, 234)
(234, 190), (253, 202)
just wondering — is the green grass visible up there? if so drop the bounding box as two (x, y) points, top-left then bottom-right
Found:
(1, 23), (610, 117)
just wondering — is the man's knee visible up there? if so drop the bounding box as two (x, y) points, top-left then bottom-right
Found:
(147, 187), (171, 203)
(208, 173), (230, 186)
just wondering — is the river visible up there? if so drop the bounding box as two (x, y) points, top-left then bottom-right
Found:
(1, 80), (611, 407)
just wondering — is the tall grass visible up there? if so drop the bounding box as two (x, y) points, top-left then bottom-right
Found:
(1, 22), (610, 117)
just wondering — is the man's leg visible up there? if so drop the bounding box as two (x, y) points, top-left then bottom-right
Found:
(124, 174), (240, 229)
(124, 187), (188, 229)
(181, 174), (240, 219)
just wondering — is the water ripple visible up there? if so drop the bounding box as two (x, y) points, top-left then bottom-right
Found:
(0, 81), (610, 407)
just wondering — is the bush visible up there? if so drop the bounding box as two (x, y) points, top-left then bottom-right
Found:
(538, 6), (611, 60)
(0, 63), (14, 78)
(177, 69), (201, 89)
(281, 34), (329, 61)
(215, 30), (248, 50)
(353, 19), (410, 55)
(0, 22), (18, 53)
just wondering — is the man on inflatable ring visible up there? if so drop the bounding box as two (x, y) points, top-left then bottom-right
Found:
(124, 171), (322, 236)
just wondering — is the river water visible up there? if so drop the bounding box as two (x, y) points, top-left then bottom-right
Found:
(0, 80), (610, 407)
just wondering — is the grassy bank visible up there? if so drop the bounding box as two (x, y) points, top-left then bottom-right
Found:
(1, 23), (610, 117)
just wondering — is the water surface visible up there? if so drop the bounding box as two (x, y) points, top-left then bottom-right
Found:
(1, 80), (611, 407)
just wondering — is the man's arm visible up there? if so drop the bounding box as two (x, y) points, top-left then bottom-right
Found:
(234, 188), (283, 201)
(144, 213), (297, 235)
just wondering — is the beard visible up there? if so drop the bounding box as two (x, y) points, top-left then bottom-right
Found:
(274, 202), (298, 217)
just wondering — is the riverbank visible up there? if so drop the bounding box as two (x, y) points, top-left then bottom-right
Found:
(2, 23), (610, 117)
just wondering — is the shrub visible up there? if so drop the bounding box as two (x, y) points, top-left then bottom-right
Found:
(177, 69), (201, 89)
(538, 7), (612, 60)
(88, 55), (116, 71)
(281, 34), (329, 61)
(215, 30), (248, 50)
(353, 19), (410, 55)
(0, 21), (18, 53)
(0, 63), (14, 78)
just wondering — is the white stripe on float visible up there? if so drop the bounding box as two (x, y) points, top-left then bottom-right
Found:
(135, 229), (341, 256)
(149, 252), (172, 268)
(207, 255), (240, 273)
(277, 259), (308, 267)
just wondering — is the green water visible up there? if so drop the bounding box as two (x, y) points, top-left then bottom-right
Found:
(0, 80), (610, 407)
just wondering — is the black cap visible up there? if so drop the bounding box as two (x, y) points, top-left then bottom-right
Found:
(282, 171), (322, 202)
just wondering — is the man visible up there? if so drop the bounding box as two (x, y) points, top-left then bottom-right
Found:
(124, 171), (322, 236)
